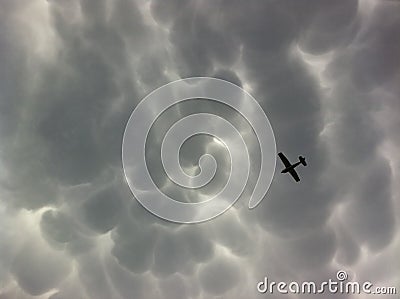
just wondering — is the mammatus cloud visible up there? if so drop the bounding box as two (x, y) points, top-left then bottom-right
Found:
(0, 0), (399, 298)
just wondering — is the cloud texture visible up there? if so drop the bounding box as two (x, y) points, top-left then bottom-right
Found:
(0, 0), (399, 298)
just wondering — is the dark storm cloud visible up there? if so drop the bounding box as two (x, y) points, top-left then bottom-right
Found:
(199, 255), (241, 295)
(11, 239), (71, 296)
(342, 156), (395, 251)
(294, 0), (360, 54)
(0, 0), (399, 298)
(111, 214), (159, 274)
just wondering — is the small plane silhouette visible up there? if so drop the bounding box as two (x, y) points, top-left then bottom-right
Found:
(278, 152), (307, 182)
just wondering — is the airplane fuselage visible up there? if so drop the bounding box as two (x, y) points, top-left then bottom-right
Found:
(281, 161), (302, 173)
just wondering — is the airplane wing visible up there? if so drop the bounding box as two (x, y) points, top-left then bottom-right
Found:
(278, 152), (292, 168)
(288, 169), (300, 182)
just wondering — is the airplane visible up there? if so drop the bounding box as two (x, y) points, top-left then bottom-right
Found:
(278, 152), (307, 182)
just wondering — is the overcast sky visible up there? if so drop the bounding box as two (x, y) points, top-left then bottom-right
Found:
(0, 0), (399, 298)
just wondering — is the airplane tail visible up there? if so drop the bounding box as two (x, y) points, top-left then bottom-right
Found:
(299, 156), (307, 166)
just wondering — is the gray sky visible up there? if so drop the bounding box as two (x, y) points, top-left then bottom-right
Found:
(0, 0), (399, 298)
